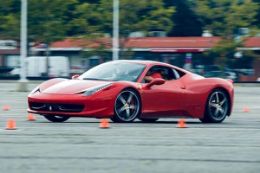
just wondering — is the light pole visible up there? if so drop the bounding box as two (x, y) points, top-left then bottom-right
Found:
(17, 0), (28, 91)
(112, 0), (119, 60)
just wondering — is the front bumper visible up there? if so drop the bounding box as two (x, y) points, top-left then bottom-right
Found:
(27, 93), (115, 118)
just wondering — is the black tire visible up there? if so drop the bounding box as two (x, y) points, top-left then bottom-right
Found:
(111, 89), (141, 123)
(44, 115), (70, 123)
(200, 89), (230, 123)
(139, 118), (159, 123)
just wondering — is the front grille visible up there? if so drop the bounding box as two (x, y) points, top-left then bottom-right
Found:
(29, 102), (84, 112)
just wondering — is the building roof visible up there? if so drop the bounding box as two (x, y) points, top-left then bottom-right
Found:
(51, 38), (112, 49)
(0, 49), (19, 55)
(49, 37), (222, 49)
(124, 37), (221, 49)
(243, 37), (260, 48)
(1, 36), (259, 55)
(31, 36), (260, 52)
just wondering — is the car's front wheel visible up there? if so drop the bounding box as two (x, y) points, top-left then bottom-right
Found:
(200, 89), (230, 123)
(44, 115), (70, 123)
(111, 89), (141, 123)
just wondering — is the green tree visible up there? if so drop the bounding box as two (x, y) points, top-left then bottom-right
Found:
(0, 0), (175, 40)
(0, 0), (80, 41)
(0, 0), (20, 39)
(165, 0), (203, 36)
(68, 0), (175, 60)
(191, 0), (259, 69)
(28, 0), (78, 43)
(192, 0), (258, 37)
(252, 0), (260, 28)
(87, 0), (175, 37)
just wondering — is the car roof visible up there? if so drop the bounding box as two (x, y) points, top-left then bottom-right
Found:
(113, 60), (191, 73)
(113, 60), (171, 66)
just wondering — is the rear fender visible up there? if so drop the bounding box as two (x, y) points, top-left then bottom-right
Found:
(197, 78), (234, 117)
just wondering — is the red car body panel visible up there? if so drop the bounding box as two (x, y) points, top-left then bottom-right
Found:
(28, 60), (234, 120)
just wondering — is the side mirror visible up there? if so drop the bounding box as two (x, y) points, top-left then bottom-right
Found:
(72, 74), (80, 80)
(145, 78), (165, 89)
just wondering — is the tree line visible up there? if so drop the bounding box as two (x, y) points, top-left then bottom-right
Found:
(1, 0), (259, 69)
(0, 0), (259, 43)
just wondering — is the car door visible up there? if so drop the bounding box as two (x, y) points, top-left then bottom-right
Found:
(141, 66), (188, 117)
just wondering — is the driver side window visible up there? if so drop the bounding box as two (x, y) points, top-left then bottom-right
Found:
(172, 69), (180, 79)
(143, 66), (179, 83)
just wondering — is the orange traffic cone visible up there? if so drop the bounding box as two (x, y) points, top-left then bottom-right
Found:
(27, 113), (36, 121)
(177, 119), (187, 128)
(5, 119), (17, 130)
(243, 106), (250, 113)
(99, 119), (110, 129)
(2, 105), (11, 111)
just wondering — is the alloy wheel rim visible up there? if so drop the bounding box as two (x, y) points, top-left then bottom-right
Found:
(115, 91), (140, 122)
(208, 91), (228, 120)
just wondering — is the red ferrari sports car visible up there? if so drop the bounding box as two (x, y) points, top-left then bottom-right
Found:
(28, 60), (234, 123)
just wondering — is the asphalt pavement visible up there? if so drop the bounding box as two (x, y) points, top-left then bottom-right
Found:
(0, 82), (260, 173)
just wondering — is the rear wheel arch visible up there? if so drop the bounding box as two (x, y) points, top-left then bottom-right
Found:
(201, 87), (231, 123)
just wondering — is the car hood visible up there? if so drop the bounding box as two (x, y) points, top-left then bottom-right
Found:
(42, 80), (112, 94)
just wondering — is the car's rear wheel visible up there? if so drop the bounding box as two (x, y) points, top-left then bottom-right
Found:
(111, 89), (141, 123)
(44, 115), (70, 123)
(200, 89), (230, 123)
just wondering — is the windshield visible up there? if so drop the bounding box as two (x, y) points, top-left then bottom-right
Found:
(79, 61), (146, 82)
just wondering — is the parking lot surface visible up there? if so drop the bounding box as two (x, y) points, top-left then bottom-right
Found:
(0, 82), (260, 173)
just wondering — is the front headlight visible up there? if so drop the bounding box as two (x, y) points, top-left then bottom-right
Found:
(81, 83), (112, 96)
